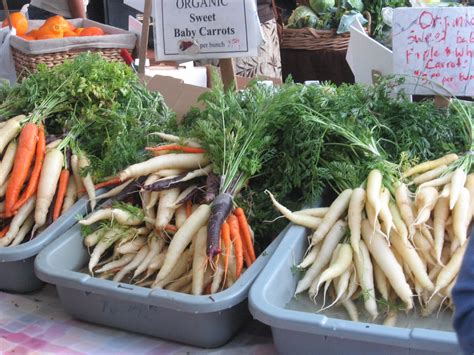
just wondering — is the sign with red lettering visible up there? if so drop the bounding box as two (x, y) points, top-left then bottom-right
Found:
(392, 7), (473, 96)
(153, 0), (262, 61)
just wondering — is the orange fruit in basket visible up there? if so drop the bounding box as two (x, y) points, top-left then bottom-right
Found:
(26, 29), (39, 39)
(79, 27), (105, 36)
(2, 12), (28, 36)
(63, 30), (77, 37)
(74, 27), (84, 35)
(43, 15), (70, 32)
(36, 30), (63, 40)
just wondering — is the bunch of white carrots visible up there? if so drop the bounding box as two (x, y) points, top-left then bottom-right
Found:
(268, 153), (471, 325)
(0, 114), (99, 247)
(81, 136), (257, 294)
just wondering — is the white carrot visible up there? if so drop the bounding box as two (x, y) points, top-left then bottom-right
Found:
(295, 220), (347, 294)
(373, 262), (389, 301)
(465, 174), (474, 218)
(0, 118), (20, 154)
(348, 187), (365, 256)
(191, 226), (208, 295)
(0, 197), (36, 247)
(418, 172), (454, 190)
(310, 244), (341, 300)
(414, 187), (439, 226)
(144, 251), (167, 280)
(322, 267), (351, 310)
(173, 185), (197, 208)
(449, 168), (467, 210)
(440, 183), (451, 199)
(311, 189), (352, 245)
(403, 154), (458, 178)
(391, 231), (434, 291)
(432, 242), (466, 297)
(395, 182), (416, 238)
(155, 188), (180, 230)
(119, 153), (210, 181)
(157, 204), (210, 281)
(389, 201), (409, 245)
(294, 207), (329, 218)
(96, 253), (135, 273)
(78, 154), (96, 211)
(133, 236), (164, 279)
(96, 180), (134, 201)
(179, 164), (213, 183)
(34, 149), (63, 228)
(378, 187), (394, 238)
(267, 190), (322, 229)
(156, 169), (186, 177)
(361, 220), (413, 310)
(61, 178), (77, 214)
(9, 214), (35, 247)
(298, 243), (320, 269)
(89, 229), (121, 273)
(153, 249), (191, 288)
(70, 154), (85, 197)
(411, 164), (448, 186)
(452, 187), (470, 246)
(116, 236), (147, 254)
(0, 140), (16, 187)
(153, 132), (202, 148)
(353, 240), (378, 319)
(175, 205), (187, 229)
(315, 244), (352, 293)
(79, 208), (143, 226)
(84, 229), (104, 248)
(433, 196), (450, 264)
(366, 169), (382, 218)
(413, 231), (436, 266)
(113, 245), (150, 282)
(166, 272), (193, 292)
(342, 299), (359, 322)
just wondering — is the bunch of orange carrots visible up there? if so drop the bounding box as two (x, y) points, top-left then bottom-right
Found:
(80, 136), (257, 294)
(0, 112), (100, 247)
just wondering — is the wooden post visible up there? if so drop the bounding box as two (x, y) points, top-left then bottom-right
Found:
(219, 58), (236, 92)
(138, 0), (152, 75)
(2, 0), (13, 31)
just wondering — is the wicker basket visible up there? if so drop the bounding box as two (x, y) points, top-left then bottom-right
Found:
(11, 47), (124, 76)
(10, 19), (137, 78)
(282, 1), (370, 52)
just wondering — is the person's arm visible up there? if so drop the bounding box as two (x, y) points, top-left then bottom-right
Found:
(452, 236), (474, 355)
(68, 0), (87, 18)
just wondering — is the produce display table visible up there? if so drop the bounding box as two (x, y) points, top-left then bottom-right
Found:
(0, 286), (276, 354)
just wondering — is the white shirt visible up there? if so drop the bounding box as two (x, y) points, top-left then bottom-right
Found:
(30, 0), (89, 18)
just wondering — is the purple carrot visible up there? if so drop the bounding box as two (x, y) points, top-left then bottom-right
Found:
(207, 192), (233, 259)
(203, 173), (220, 204)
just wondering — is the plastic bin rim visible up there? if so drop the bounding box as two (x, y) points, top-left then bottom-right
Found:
(248, 223), (460, 351)
(35, 222), (285, 314)
(0, 196), (90, 262)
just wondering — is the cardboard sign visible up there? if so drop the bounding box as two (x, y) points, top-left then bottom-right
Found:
(392, 7), (474, 96)
(152, 0), (262, 61)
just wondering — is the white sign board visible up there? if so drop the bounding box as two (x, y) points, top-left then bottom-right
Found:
(346, 19), (393, 85)
(152, 0), (262, 61)
(392, 7), (474, 96)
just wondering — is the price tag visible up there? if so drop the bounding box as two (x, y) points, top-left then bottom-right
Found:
(152, 0), (262, 61)
(392, 7), (474, 96)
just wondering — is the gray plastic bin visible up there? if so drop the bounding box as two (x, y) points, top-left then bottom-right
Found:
(34, 222), (284, 348)
(249, 224), (462, 355)
(0, 197), (91, 293)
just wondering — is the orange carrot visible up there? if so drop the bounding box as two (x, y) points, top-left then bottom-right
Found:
(185, 200), (193, 218)
(53, 169), (70, 221)
(227, 214), (244, 278)
(0, 225), (10, 238)
(12, 124), (45, 212)
(94, 176), (121, 190)
(234, 207), (256, 263)
(221, 221), (231, 282)
(5, 123), (38, 216)
(145, 144), (206, 154)
(164, 224), (178, 232)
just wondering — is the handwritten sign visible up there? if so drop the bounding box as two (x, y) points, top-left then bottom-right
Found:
(152, 0), (262, 61)
(392, 7), (474, 96)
